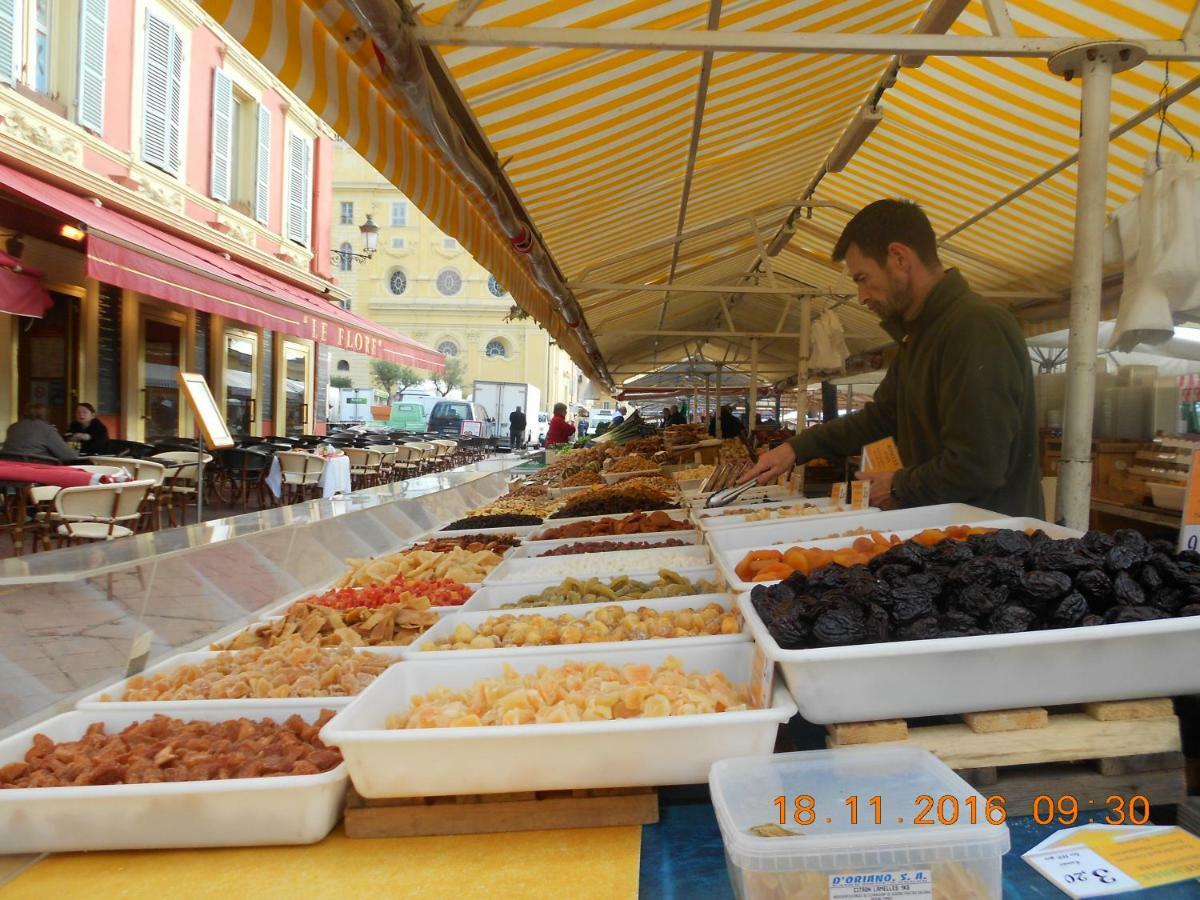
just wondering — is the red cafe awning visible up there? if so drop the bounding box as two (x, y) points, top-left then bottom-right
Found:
(0, 249), (52, 318)
(0, 162), (443, 371)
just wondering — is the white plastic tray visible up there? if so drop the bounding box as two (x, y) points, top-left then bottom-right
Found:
(435, 524), (542, 538)
(537, 508), (690, 531)
(402, 593), (745, 660)
(693, 495), (850, 524)
(76, 649), (397, 712)
(321, 643), (797, 797)
(682, 484), (796, 507)
(461, 566), (723, 612)
(738, 592), (1200, 723)
(703, 503), (1000, 556)
(698, 501), (882, 531)
(509, 530), (700, 559)
(0, 706), (346, 853)
(487, 543), (711, 584)
(714, 515), (1065, 593)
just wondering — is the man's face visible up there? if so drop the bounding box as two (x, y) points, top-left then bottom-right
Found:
(844, 243), (914, 321)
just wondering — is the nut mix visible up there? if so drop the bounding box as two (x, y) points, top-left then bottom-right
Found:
(560, 470), (603, 487)
(0, 711), (342, 788)
(501, 570), (721, 608)
(423, 602), (739, 651)
(109, 639), (393, 701)
(549, 483), (679, 519)
(532, 511), (690, 540)
(606, 454), (659, 473)
(537, 538), (691, 557)
(671, 464), (714, 483)
(387, 656), (750, 728)
(212, 602), (439, 650)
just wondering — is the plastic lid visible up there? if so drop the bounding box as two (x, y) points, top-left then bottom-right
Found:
(709, 746), (1010, 872)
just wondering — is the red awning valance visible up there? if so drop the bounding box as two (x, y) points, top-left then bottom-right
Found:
(0, 162), (443, 371)
(0, 249), (52, 318)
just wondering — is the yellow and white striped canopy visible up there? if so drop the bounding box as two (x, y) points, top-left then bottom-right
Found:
(202, 0), (1200, 390)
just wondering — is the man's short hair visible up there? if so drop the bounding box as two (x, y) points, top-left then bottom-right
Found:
(553, 403), (567, 415)
(23, 403), (48, 420)
(833, 199), (940, 268)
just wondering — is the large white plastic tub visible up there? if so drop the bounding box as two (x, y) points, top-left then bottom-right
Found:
(461, 566), (722, 611)
(322, 643), (797, 798)
(76, 649), (396, 712)
(738, 592), (1200, 723)
(715, 516), (1079, 594)
(509, 530), (700, 559)
(487, 543), (711, 583)
(710, 746), (1008, 900)
(402, 593), (745, 660)
(0, 706), (346, 853)
(694, 497), (870, 529)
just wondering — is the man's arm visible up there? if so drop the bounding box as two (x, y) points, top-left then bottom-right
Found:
(788, 363), (899, 463)
(43, 425), (80, 462)
(891, 309), (1022, 506)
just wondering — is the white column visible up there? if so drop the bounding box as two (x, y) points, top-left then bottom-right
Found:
(714, 364), (723, 438)
(797, 298), (812, 430)
(748, 337), (759, 435)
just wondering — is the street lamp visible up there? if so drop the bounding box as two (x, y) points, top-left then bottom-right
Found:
(331, 213), (379, 264)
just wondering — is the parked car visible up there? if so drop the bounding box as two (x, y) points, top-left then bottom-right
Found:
(534, 411), (551, 446)
(388, 402), (427, 432)
(428, 400), (495, 438)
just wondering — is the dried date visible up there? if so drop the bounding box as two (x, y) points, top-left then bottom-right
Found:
(1111, 571), (1146, 607)
(1050, 592), (1089, 627)
(988, 605), (1037, 633)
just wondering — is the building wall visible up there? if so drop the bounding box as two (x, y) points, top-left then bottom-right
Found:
(329, 144), (581, 416)
(0, 0), (341, 437)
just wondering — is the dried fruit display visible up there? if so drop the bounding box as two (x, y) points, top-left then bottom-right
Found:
(505, 485), (552, 501)
(717, 439), (752, 467)
(750, 528), (1200, 649)
(109, 640), (393, 701)
(298, 576), (473, 610)
(618, 476), (682, 496)
(442, 513), (544, 530)
(607, 437), (663, 458)
(560, 470), (603, 487)
(0, 712), (342, 788)
(212, 602), (439, 650)
(549, 483), (679, 519)
(735, 527), (996, 583)
(606, 454), (660, 473)
(537, 538), (691, 557)
(502, 570), (722, 608)
(728, 503), (848, 522)
(663, 424), (706, 447)
(387, 656), (750, 728)
(672, 465), (715, 483)
(423, 602), (739, 650)
(494, 548), (706, 582)
(465, 494), (561, 518)
(406, 534), (521, 554)
(532, 510), (690, 540)
(333, 547), (504, 588)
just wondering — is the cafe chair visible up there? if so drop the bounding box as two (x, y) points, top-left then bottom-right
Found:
(275, 451), (326, 504)
(216, 447), (272, 511)
(53, 479), (156, 546)
(77, 457), (166, 530)
(150, 452), (214, 527)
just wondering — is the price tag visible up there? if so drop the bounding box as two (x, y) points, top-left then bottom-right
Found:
(850, 480), (869, 510)
(830, 482), (848, 506)
(828, 869), (933, 899)
(1023, 846), (1140, 898)
(749, 643), (774, 710)
(1179, 449), (1200, 553)
(861, 437), (903, 473)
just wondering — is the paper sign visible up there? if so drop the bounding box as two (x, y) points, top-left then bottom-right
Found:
(749, 643), (774, 710)
(830, 482), (848, 506)
(1024, 824), (1200, 896)
(862, 437), (903, 473)
(828, 869), (933, 899)
(1023, 845), (1141, 897)
(851, 480), (870, 510)
(1179, 448), (1200, 553)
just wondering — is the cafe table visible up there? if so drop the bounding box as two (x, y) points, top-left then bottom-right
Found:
(0, 462), (129, 554)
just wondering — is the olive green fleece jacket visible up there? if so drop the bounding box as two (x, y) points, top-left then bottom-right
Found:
(788, 269), (1043, 518)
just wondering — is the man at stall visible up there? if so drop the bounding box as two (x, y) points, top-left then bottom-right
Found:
(546, 403), (576, 447)
(740, 199), (1042, 518)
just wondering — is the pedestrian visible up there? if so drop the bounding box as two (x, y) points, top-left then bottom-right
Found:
(546, 403), (576, 447)
(508, 406), (527, 450)
(740, 199), (1041, 517)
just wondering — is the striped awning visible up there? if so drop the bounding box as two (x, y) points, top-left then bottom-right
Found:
(202, 0), (1200, 388)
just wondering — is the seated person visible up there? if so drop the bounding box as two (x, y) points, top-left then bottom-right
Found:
(66, 402), (110, 455)
(4, 403), (79, 462)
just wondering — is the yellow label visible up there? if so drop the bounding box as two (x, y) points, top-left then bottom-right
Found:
(1049, 826), (1200, 889)
(830, 482), (848, 505)
(1183, 449), (1200, 526)
(750, 643), (774, 710)
(850, 480), (869, 510)
(862, 437), (903, 473)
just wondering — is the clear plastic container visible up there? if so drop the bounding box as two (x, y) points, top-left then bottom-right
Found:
(709, 746), (1010, 900)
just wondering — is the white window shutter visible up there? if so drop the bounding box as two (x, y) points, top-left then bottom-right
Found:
(0, 0), (18, 85)
(286, 132), (311, 246)
(141, 11), (172, 171)
(302, 137), (312, 245)
(166, 27), (185, 174)
(255, 105), (270, 224)
(210, 69), (233, 203)
(76, 0), (107, 133)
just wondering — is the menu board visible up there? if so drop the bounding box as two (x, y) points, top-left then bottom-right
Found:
(175, 372), (235, 449)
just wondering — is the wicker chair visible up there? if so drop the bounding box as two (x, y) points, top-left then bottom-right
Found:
(53, 479), (156, 546)
(275, 451), (326, 504)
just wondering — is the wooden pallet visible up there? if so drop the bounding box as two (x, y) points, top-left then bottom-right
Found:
(344, 786), (659, 838)
(1180, 797), (1200, 837)
(826, 698), (1187, 817)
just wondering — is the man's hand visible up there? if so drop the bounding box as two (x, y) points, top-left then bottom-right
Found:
(739, 442), (797, 485)
(855, 468), (897, 509)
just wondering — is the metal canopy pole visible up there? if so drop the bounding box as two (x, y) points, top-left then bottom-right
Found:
(749, 337), (759, 435)
(715, 365), (723, 438)
(797, 298), (812, 431)
(1050, 41), (1145, 530)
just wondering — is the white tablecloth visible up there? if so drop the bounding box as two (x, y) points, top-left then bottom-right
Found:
(264, 455), (352, 499)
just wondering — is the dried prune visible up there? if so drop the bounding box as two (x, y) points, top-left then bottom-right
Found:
(952, 583), (1007, 619)
(1150, 553), (1185, 585)
(1105, 544), (1141, 572)
(898, 616), (942, 641)
(1080, 614), (1104, 627)
(765, 580), (802, 604)
(807, 565), (853, 592)
(1019, 571), (1072, 602)
(931, 541), (975, 564)
(992, 529), (1033, 556)
(1081, 530), (1116, 556)
(1177, 549), (1200, 568)
(862, 603), (891, 643)
(903, 572), (944, 597)
(1179, 604), (1200, 617)
(991, 557), (1027, 589)
(1111, 571), (1146, 607)
(873, 563), (914, 585)
(1113, 529), (1150, 554)
(1149, 587), (1185, 614)
(988, 605), (1037, 633)
(794, 596), (833, 622)
(947, 558), (998, 588)
(874, 543), (928, 571)
(940, 611), (978, 632)
(812, 604), (867, 646)
(1050, 592), (1089, 627)
(1135, 563), (1164, 594)
(1031, 539), (1097, 573)
(1104, 605), (1167, 624)
(771, 611), (812, 649)
(890, 590), (937, 624)
(1073, 569), (1113, 603)
(841, 567), (879, 601)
